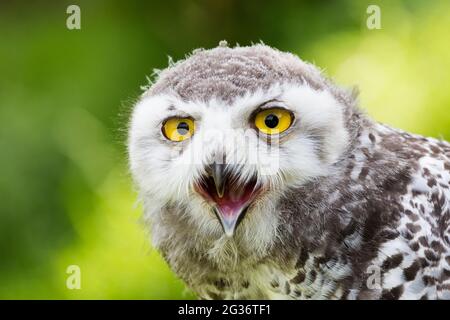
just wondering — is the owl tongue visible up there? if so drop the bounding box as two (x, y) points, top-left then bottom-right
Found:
(196, 164), (258, 237)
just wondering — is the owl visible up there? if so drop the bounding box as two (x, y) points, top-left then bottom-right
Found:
(128, 42), (450, 300)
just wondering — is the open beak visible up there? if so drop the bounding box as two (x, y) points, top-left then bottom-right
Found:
(196, 162), (259, 237)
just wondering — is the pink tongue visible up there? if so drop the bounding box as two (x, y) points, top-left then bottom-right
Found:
(214, 188), (251, 218)
(216, 201), (245, 218)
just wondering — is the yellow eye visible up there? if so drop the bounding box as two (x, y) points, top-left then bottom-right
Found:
(254, 108), (293, 135)
(162, 117), (195, 142)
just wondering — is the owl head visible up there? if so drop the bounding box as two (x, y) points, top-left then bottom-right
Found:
(128, 43), (359, 263)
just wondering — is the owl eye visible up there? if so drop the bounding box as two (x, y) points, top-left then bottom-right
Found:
(254, 107), (293, 135)
(162, 117), (195, 142)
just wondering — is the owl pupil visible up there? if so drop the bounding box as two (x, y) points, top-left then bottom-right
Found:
(264, 114), (279, 128)
(177, 122), (189, 135)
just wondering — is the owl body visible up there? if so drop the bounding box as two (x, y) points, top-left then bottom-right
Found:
(128, 44), (450, 299)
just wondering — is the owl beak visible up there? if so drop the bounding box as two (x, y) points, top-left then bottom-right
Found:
(196, 162), (259, 237)
(211, 162), (225, 198)
(210, 163), (240, 236)
(213, 206), (248, 237)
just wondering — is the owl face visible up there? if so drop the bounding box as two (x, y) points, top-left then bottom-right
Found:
(128, 45), (350, 255)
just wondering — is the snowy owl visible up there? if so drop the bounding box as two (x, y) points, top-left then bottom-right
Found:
(128, 43), (450, 300)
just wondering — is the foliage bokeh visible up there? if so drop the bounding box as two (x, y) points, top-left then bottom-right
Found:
(0, 0), (449, 299)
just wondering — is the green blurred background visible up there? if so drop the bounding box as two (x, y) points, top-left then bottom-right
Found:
(0, 0), (449, 299)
